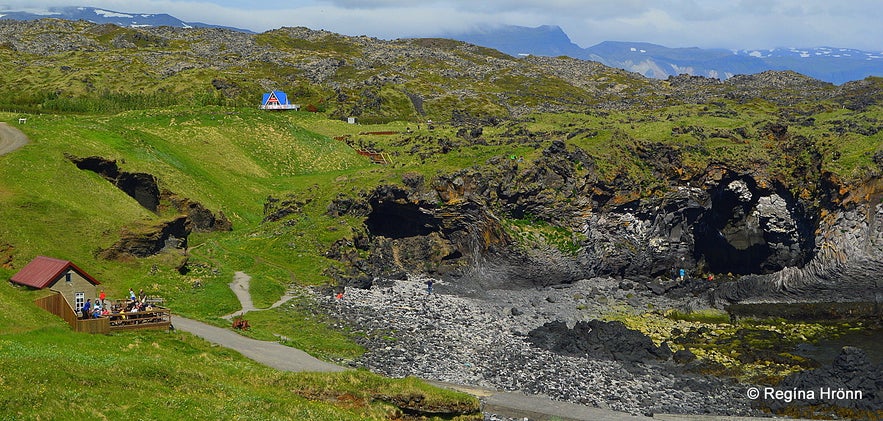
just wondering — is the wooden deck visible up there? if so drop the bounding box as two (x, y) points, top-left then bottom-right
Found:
(35, 292), (171, 334)
(107, 309), (172, 331)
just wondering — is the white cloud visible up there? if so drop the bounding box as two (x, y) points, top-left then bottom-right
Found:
(93, 9), (133, 18)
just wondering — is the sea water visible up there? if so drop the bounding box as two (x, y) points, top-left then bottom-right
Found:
(794, 328), (883, 366)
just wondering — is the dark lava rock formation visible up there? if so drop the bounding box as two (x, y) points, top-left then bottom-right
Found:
(98, 215), (190, 259)
(527, 320), (673, 363)
(161, 192), (232, 232)
(713, 178), (883, 305)
(325, 138), (883, 308)
(66, 154), (160, 211)
(761, 346), (883, 417)
(67, 155), (231, 260)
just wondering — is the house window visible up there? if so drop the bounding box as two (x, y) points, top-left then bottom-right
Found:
(75, 292), (85, 312)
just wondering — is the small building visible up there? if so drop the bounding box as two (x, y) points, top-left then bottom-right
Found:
(259, 90), (300, 110)
(10, 256), (100, 313)
(347, 117), (357, 124)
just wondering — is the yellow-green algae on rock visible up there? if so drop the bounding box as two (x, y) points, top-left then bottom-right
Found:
(604, 307), (850, 384)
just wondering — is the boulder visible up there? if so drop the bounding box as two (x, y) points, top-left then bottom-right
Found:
(763, 346), (883, 414)
(527, 320), (672, 363)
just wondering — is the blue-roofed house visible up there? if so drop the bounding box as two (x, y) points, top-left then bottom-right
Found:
(260, 90), (300, 110)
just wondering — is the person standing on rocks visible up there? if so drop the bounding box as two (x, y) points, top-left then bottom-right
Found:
(426, 279), (434, 294)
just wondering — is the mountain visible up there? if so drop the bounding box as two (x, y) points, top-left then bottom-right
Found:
(3, 7), (880, 84)
(0, 6), (252, 33)
(443, 24), (585, 58)
(444, 25), (883, 85)
(582, 41), (883, 85)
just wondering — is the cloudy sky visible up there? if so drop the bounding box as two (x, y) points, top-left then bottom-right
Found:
(2, 0), (882, 51)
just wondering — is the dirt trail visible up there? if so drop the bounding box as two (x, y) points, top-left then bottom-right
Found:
(173, 270), (344, 372)
(0, 122), (29, 156)
(221, 271), (296, 320)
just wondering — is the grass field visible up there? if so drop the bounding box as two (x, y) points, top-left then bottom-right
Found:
(0, 96), (880, 418)
(0, 322), (478, 420)
(2, 100), (879, 318)
(0, 108), (482, 419)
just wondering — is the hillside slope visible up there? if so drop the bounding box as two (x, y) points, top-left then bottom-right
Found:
(0, 107), (481, 418)
(3, 18), (877, 122)
(0, 19), (881, 419)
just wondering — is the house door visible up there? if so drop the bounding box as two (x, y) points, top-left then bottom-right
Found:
(75, 292), (85, 313)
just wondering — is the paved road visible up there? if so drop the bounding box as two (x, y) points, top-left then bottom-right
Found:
(427, 381), (653, 421)
(0, 122), (29, 156)
(173, 316), (347, 372)
(175, 272), (345, 372)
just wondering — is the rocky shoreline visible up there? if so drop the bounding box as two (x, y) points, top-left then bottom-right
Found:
(317, 276), (761, 417)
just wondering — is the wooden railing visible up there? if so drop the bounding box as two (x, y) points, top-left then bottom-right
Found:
(76, 317), (111, 334)
(35, 293), (77, 325)
(35, 292), (171, 333)
(108, 309), (172, 331)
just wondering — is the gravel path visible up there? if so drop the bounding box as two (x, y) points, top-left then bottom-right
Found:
(0, 122), (29, 156)
(222, 271), (256, 319)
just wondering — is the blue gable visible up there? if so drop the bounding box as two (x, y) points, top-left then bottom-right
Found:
(262, 90), (289, 106)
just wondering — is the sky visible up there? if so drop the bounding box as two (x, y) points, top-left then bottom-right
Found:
(2, 0), (882, 52)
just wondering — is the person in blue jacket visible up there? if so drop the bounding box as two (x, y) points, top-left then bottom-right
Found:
(81, 299), (91, 319)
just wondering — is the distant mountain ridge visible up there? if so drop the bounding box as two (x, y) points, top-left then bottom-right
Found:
(2, 7), (881, 84)
(447, 25), (883, 85)
(0, 6), (252, 33)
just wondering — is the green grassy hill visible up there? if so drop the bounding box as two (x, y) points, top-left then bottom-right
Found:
(1, 18), (882, 420)
(0, 107), (480, 419)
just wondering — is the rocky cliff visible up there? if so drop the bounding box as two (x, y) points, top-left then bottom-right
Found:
(328, 138), (882, 307)
(714, 178), (883, 305)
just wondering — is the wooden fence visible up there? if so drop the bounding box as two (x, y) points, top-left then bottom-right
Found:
(356, 149), (392, 165)
(35, 293), (171, 334)
(34, 293), (110, 334)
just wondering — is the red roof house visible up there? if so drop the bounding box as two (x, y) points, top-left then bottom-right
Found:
(11, 256), (100, 312)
